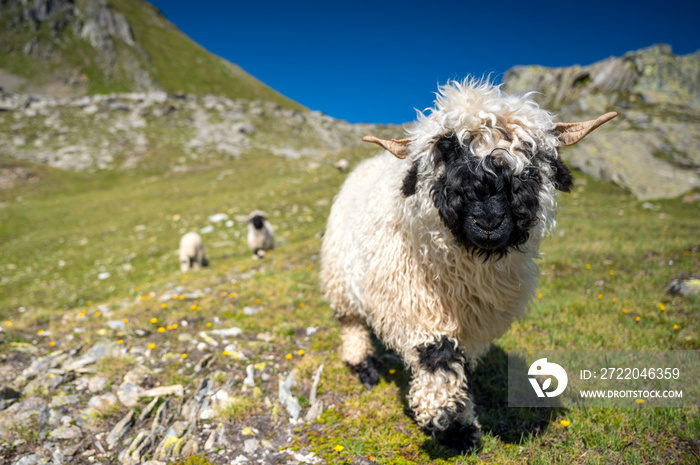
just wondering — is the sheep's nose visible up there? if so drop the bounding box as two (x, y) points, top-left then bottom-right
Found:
(474, 215), (504, 232)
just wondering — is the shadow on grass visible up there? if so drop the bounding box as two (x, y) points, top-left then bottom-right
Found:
(375, 342), (563, 460)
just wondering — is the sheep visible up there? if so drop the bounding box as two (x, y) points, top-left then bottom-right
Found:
(334, 158), (350, 172)
(247, 210), (274, 259)
(320, 78), (616, 450)
(179, 232), (209, 272)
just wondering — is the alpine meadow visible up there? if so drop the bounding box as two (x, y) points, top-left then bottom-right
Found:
(0, 0), (698, 464)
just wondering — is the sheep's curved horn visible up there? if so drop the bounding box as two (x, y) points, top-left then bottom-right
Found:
(554, 111), (618, 146)
(362, 135), (413, 159)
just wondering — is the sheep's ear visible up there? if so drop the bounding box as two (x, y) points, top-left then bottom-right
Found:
(362, 135), (413, 159)
(554, 112), (617, 146)
(549, 156), (574, 192)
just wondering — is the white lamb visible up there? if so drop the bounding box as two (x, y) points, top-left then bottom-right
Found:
(320, 78), (616, 450)
(178, 232), (209, 272)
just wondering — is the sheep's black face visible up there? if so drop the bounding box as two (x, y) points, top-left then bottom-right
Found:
(431, 135), (542, 259)
(251, 215), (265, 230)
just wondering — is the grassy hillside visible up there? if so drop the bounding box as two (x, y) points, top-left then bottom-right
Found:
(0, 0), (302, 110)
(111, 0), (301, 107)
(0, 146), (698, 463)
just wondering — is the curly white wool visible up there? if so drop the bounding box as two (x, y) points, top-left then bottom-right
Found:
(320, 78), (576, 432)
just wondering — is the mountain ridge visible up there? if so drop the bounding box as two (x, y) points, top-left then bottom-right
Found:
(0, 0), (302, 110)
(502, 44), (700, 200)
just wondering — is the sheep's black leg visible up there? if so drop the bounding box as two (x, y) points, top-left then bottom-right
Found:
(407, 336), (481, 452)
(347, 355), (380, 390)
(337, 315), (379, 389)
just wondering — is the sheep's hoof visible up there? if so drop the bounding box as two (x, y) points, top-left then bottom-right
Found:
(431, 421), (482, 454)
(347, 356), (380, 390)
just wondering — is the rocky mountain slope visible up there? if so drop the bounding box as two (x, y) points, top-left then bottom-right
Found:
(503, 44), (700, 200)
(0, 90), (387, 174)
(0, 0), (300, 109)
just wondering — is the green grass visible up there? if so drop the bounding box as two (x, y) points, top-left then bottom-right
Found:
(1, 150), (698, 464)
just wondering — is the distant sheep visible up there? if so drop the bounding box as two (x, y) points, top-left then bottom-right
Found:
(178, 232), (209, 272)
(320, 78), (616, 450)
(247, 210), (274, 259)
(334, 158), (349, 172)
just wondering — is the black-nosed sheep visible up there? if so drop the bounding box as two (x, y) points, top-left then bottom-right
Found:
(320, 78), (616, 450)
(179, 232), (209, 272)
(247, 210), (274, 259)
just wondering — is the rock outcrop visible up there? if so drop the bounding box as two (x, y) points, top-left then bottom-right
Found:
(503, 44), (700, 200)
(0, 90), (390, 173)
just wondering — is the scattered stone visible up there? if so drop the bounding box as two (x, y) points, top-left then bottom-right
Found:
(106, 320), (126, 330)
(0, 385), (20, 410)
(48, 425), (82, 440)
(88, 375), (109, 393)
(278, 371), (301, 420)
(209, 327), (242, 338)
(193, 353), (216, 373)
(243, 365), (255, 387)
(243, 306), (260, 315)
(243, 438), (259, 454)
(117, 382), (144, 407)
(49, 393), (79, 408)
(87, 392), (118, 411)
(305, 365), (324, 422)
(23, 370), (73, 395)
(12, 454), (50, 465)
(256, 332), (274, 342)
(139, 396), (160, 422)
(203, 429), (217, 451)
(63, 341), (121, 371)
(181, 437), (199, 456)
(106, 410), (135, 449)
(208, 213), (228, 222)
(140, 385), (184, 398)
(0, 397), (49, 433)
(122, 365), (149, 384)
(21, 351), (68, 380)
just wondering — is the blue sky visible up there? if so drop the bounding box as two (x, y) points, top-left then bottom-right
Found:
(147, 0), (699, 124)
